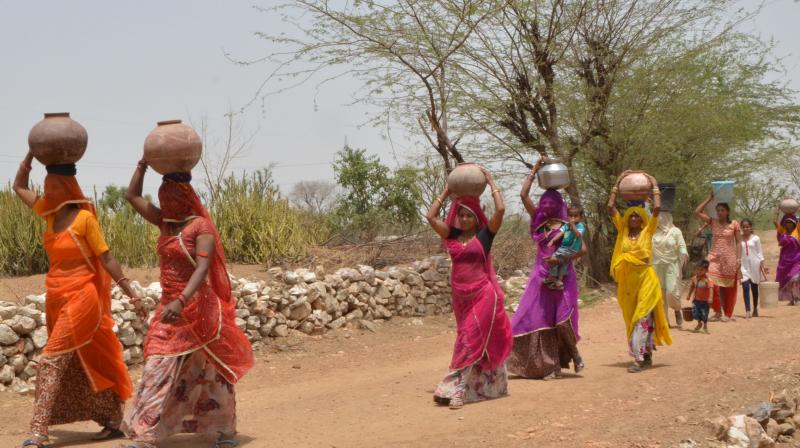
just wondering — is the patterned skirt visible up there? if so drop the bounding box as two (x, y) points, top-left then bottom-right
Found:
(30, 352), (123, 438)
(122, 350), (237, 444)
(629, 313), (656, 362)
(779, 273), (800, 302)
(433, 363), (508, 405)
(507, 319), (580, 379)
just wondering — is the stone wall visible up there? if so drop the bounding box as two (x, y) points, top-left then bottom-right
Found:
(0, 256), (460, 392)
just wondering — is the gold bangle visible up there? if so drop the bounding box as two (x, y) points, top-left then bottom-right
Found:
(434, 197), (443, 206)
(491, 188), (500, 194)
(611, 187), (619, 193)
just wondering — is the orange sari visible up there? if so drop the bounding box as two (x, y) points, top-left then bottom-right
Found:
(34, 176), (132, 400)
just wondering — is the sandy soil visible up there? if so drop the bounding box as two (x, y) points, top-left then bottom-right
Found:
(0, 232), (799, 448)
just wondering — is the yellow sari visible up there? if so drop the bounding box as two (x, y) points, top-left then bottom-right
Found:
(610, 207), (672, 347)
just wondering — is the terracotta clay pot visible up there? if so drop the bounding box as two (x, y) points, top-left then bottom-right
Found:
(618, 171), (653, 201)
(780, 198), (799, 215)
(28, 112), (88, 166)
(446, 163), (487, 198)
(143, 120), (202, 175)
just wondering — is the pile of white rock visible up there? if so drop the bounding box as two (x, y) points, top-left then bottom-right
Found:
(0, 256), (477, 392)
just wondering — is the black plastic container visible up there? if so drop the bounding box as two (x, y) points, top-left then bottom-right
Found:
(659, 183), (677, 211)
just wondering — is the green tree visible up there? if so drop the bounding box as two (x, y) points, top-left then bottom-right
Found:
(98, 185), (128, 212)
(332, 145), (422, 240)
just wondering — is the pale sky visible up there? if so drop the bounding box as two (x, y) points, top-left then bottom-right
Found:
(1, 0), (798, 198)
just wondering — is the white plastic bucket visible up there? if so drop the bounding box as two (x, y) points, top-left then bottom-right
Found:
(760, 281), (779, 308)
(705, 180), (735, 219)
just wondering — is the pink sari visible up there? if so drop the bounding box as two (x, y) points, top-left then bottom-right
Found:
(433, 197), (513, 405)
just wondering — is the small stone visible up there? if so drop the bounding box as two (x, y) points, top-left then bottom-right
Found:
(118, 323), (136, 346)
(10, 377), (32, 394)
(5, 316), (37, 335)
(345, 309), (363, 322)
(9, 354), (26, 374)
(766, 419), (780, 440)
(23, 295), (46, 312)
(777, 422), (795, 436)
(411, 318), (424, 326)
(22, 338), (34, 354)
(0, 365), (14, 384)
(246, 316), (261, 330)
(298, 321), (315, 334)
(292, 364), (301, 369)
(22, 361), (38, 380)
(300, 271), (317, 283)
(359, 320), (378, 333)
(327, 317), (346, 330)
(0, 324), (19, 345)
(775, 409), (795, 423)
(111, 299), (125, 313)
(0, 305), (17, 320)
(128, 346), (143, 360)
(241, 282), (260, 296)
(235, 318), (247, 332)
(675, 416), (687, 424)
(270, 324), (289, 338)
(289, 302), (312, 321)
(283, 272), (300, 285)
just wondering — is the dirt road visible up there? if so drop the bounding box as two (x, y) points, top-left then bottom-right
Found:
(1, 233), (799, 448)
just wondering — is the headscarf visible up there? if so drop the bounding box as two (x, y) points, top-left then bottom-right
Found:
(444, 195), (489, 231)
(32, 164), (94, 217)
(158, 173), (232, 304)
(530, 189), (568, 237)
(610, 206), (656, 281)
(782, 214), (798, 226)
(656, 211), (674, 232)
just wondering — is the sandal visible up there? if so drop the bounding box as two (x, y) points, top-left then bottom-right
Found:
(93, 426), (125, 441)
(214, 433), (240, 447)
(627, 363), (642, 373)
(18, 440), (47, 448)
(574, 356), (585, 374)
(449, 391), (465, 410)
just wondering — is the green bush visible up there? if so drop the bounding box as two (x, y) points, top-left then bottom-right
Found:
(0, 188), (47, 276)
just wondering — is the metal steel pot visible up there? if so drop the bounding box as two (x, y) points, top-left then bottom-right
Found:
(537, 159), (570, 190)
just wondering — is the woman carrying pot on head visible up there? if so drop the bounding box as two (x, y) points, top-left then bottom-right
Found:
(508, 159), (587, 380)
(425, 167), (513, 409)
(694, 193), (741, 321)
(608, 171), (672, 373)
(740, 219), (766, 317)
(120, 160), (254, 448)
(13, 154), (139, 448)
(774, 210), (800, 306)
(652, 212), (688, 328)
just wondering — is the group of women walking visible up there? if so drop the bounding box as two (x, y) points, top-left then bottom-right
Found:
(11, 144), (800, 447)
(425, 160), (800, 407)
(13, 155), (253, 448)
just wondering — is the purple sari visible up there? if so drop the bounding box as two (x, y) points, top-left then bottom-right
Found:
(508, 189), (582, 378)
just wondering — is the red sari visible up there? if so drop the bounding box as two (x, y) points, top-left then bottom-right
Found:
(123, 178), (253, 445)
(433, 197), (513, 406)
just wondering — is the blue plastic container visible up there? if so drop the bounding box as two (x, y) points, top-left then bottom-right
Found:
(705, 180), (735, 218)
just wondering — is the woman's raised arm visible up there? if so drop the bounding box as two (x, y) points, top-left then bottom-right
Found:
(125, 159), (162, 225)
(13, 153), (37, 208)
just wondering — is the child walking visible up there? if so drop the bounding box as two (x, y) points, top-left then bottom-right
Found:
(685, 260), (714, 334)
(545, 206), (586, 290)
(740, 219), (766, 317)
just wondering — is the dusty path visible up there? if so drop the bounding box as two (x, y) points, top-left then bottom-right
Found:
(1, 233), (799, 448)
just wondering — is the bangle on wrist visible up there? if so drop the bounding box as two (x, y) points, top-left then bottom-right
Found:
(177, 293), (188, 306)
(116, 277), (130, 285)
(491, 188), (500, 194)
